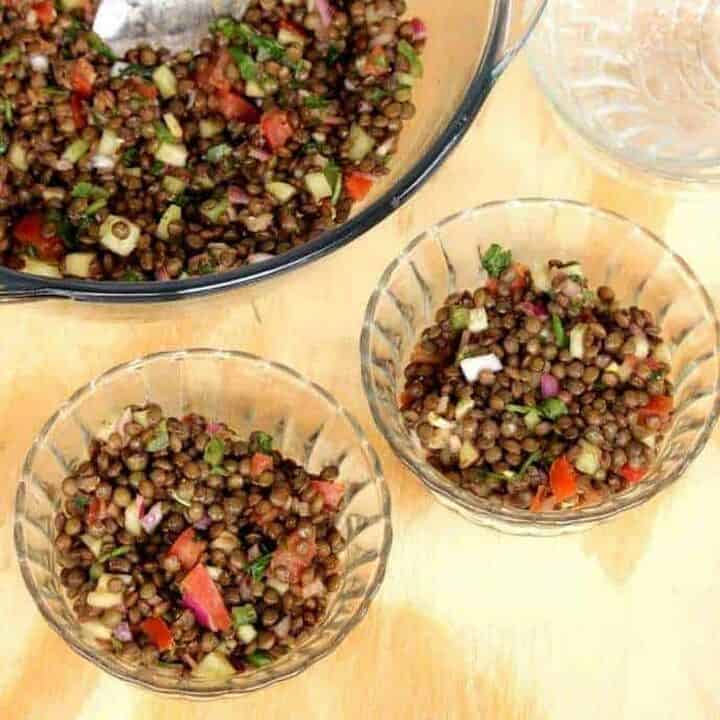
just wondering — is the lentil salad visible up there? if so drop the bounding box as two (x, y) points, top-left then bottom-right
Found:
(54, 404), (345, 677)
(400, 245), (675, 512)
(0, 0), (426, 281)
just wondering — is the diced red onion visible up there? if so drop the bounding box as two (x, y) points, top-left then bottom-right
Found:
(247, 253), (274, 264)
(228, 185), (249, 204)
(314, 0), (333, 27)
(193, 515), (211, 531)
(519, 301), (548, 319)
(540, 373), (559, 398)
(344, 78), (357, 91)
(410, 17), (428, 41)
(183, 594), (212, 629)
(113, 622), (133, 642)
(55, 159), (74, 172)
(323, 115), (344, 126)
(29, 54), (49, 73)
(155, 266), (170, 281)
(111, 62), (130, 78)
(274, 616), (291, 639)
(140, 501), (165, 534)
(249, 147), (270, 161)
(358, 100), (373, 112)
(206, 422), (223, 435)
(562, 279), (581, 298)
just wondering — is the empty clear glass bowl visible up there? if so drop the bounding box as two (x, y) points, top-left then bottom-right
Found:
(527, 0), (720, 182)
(361, 199), (720, 535)
(14, 349), (391, 697)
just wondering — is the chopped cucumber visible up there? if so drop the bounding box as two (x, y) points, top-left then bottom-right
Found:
(20, 257), (61, 278)
(305, 172), (332, 201)
(192, 651), (236, 680)
(99, 215), (141, 257)
(244, 79), (265, 98)
(236, 624), (258, 644)
(155, 142), (188, 167)
(199, 119), (224, 138)
(200, 198), (229, 224)
(64, 252), (96, 278)
(163, 112), (183, 139)
(62, 139), (90, 164)
(97, 129), (123, 157)
(278, 27), (306, 46)
(395, 72), (416, 88)
(8, 142), (28, 171)
(266, 181), (297, 203)
(162, 176), (186, 195)
(348, 123), (375, 162)
(156, 204), (182, 241)
(152, 64), (178, 98)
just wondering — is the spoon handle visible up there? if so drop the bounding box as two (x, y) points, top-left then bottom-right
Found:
(93, 0), (250, 55)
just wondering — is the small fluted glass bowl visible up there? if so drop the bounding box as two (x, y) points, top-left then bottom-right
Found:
(361, 199), (720, 535)
(14, 349), (390, 697)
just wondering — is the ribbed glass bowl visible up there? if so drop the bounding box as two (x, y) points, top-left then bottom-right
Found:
(361, 199), (720, 535)
(14, 349), (391, 697)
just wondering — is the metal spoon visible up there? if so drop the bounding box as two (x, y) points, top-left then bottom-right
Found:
(92, 0), (250, 56)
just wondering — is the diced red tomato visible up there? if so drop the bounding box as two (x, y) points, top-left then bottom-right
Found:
(620, 465), (647, 485)
(217, 90), (260, 122)
(70, 92), (87, 131)
(195, 50), (232, 93)
(167, 527), (207, 570)
(360, 46), (389, 77)
(638, 395), (673, 420)
(549, 456), (577, 502)
(530, 485), (547, 512)
(180, 563), (231, 632)
(510, 263), (528, 293)
(270, 529), (317, 584)
(311, 480), (345, 511)
(261, 109), (294, 150)
(13, 212), (64, 261)
(130, 77), (157, 100)
(140, 617), (174, 651)
(250, 452), (274, 478)
(645, 358), (663, 371)
(344, 171), (373, 201)
(87, 497), (108, 525)
(71, 58), (96, 98)
(33, 0), (56, 27)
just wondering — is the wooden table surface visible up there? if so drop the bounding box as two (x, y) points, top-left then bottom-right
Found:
(2, 52), (720, 720)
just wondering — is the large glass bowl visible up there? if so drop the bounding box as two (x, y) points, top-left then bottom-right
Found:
(361, 199), (720, 535)
(0, 0), (546, 303)
(14, 349), (391, 697)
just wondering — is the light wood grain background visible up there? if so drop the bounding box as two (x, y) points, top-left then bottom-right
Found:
(2, 53), (720, 720)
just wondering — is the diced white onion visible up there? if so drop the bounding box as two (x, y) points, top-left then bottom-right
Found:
(111, 62), (130, 77)
(90, 154), (115, 171)
(468, 307), (488, 333)
(569, 324), (587, 360)
(29, 54), (49, 73)
(460, 354), (502, 382)
(427, 412), (455, 429)
(652, 342), (671, 365)
(634, 333), (649, 359)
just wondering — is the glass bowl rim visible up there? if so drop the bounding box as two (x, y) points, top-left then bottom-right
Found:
(14, 348), (392, 698)
(360, 197), (720, 530)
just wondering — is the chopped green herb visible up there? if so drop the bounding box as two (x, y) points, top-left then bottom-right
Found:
(145, 419), (169, 452)
(228, 47), (258, 81)
(64, 18), (86, 44)
(516, 450), (541, 480)
(73, 494), (90, 510)
(151, 159), (165, 175)
(551, 314), (568, 348)
(246, 650), (272, 668)
(537, 397), (568, 420)
(648, 370), (664, 382)
(303, 94), (329, 109)
(84, 198), (108, 216)
(154, 121), (175, 144)
(204, 437), (225, 466)
(47, 209), (77, 248)
(326, 45), (341, 66)
(121, 147), (139, 167)
(255, 432), (273, 453)
(88, 32), (117, 61)
(323, 161), (342, 205)
(302, 142), (319, 155)
(210, 466), (230, 476)
(172, 193), (189, 207)
(0, 133), (7, 156)
(206, 143), (232, 164)
(25, 244), (38, 258)
(122, 269), (145, 282)
(397, 39), (423, 77)
(0, 98), (14, 125)
(0, 48), (20, 66)
(90, 562), (103, 580)
(232, 604), (258, 627)
(506, 404), (535, 416)
(245, 552), (273, 582)
(481, 243), (512, 278)
(98, 545), (131, 563)
(72, 182), (108, 200)
(368, 88), (388, 103)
